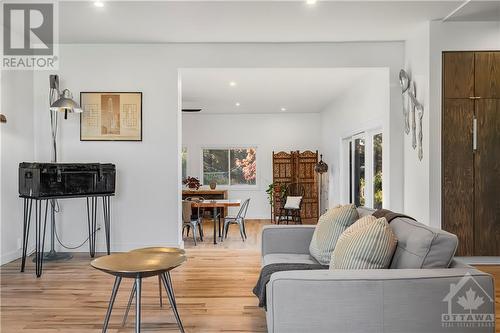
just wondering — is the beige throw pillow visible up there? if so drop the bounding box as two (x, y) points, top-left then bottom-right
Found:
(330, 215), (397, 269)
(309, 204), (359, 265)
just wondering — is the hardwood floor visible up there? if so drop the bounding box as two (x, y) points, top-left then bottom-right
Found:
(1, 219), (499, 332)
(1, 220), (268, 333)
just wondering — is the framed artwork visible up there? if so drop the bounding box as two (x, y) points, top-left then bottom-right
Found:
(80, 92), (142, 141)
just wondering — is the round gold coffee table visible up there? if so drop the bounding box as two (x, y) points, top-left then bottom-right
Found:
(91, 251), (186, 333)
(122, 247), (186, 327)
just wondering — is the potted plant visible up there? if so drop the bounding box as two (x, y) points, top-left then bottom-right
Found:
(266, 182), (288, 221)
(183, 176), (201, 190)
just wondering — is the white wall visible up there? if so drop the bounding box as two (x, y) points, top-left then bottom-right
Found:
(182, 113), (321, 219)
(0, 41), (404, 260)
(319, 70), (392, 210)
(428, 21), (500, 228)
(403, 23), (430, 224)
(1, 71), (35, 264)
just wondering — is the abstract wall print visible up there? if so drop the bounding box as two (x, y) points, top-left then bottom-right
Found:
(80, 92), (142, 141)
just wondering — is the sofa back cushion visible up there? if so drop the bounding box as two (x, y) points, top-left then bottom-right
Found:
(357, 207), (458, 268)
(389, 217), (458, 268)
(330, 215), (397, 269)
(309, 204), (359, 265)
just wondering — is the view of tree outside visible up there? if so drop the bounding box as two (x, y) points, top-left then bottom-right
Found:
(203, 148), (257, 186)
(231, 148), (257, 185)
(354, 138), (366, 207)
(203, 149), (230, 185)
(373, 133), (383, 209)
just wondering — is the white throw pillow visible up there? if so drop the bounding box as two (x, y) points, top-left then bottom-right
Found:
(284, 196), (302, 209)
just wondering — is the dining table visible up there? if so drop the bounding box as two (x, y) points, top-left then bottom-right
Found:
(190, 199), (241, 244)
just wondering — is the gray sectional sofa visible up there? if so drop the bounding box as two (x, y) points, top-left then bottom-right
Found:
(261, 207), (496, 333)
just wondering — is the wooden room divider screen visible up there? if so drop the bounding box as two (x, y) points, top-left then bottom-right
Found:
(272, 150), (319, 224)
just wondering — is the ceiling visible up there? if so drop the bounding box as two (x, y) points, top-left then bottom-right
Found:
(181, 68), (384, 114)
(58, 1), (500, 44)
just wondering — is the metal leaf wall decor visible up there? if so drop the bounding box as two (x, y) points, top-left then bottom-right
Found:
(399, 69), (424, 161)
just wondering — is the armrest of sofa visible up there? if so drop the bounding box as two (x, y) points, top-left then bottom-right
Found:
(266, 268), (495, 333)
(261, 225), (315, 257)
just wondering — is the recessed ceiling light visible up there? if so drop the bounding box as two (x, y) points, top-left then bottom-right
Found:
(94, 1), (104, 7)
(229, 81), (237, 87)
(306, 0), (317, 4)
(281, 107), (287, 112)
(235, 102), (240, 107)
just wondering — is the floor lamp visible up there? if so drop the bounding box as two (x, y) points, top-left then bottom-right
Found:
(315, 154), (328, 215)
(42, 74), (82, 261)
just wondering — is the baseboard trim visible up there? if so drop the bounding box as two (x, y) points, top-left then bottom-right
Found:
(456, 256), (500, 265)
(1, 249), (22, 266)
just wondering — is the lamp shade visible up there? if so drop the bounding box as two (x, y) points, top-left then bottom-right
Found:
(50, 89), (82, 113)
(315, 154), (328, 174)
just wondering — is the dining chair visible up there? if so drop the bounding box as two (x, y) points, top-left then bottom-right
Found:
(185, 197), (205, 239)
(182, 200), (204, 245)
(222, 198), (250, 241)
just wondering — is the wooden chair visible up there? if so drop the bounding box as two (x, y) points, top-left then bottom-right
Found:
(277, 183), (305, 225)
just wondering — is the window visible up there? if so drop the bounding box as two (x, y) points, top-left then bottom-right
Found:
(181, 147), (188, 180)
(202, 148), (257, 186)
(344, 130), (383, 208)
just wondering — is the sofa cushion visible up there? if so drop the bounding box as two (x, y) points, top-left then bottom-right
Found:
(309, 204), (359, 265)
(330, 216), (397, 269)
(389, 217), (458, 268)
(263, 253), (319, 266)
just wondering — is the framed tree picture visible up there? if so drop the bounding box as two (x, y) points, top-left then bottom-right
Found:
(80, 92), (142, 141)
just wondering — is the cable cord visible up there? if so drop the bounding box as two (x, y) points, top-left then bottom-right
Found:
(53, 221), (101, 250)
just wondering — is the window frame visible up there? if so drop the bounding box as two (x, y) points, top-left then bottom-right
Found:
(200, 145), (259, 189)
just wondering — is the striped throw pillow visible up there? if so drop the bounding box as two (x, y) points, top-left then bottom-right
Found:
(309, 204), (359, 265)
(330, 216), (397, 269)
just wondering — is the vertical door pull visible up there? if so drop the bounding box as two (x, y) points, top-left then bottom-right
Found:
(473, 117), (477, 152)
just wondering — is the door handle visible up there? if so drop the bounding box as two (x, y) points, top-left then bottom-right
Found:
(473, 117), (477, 152)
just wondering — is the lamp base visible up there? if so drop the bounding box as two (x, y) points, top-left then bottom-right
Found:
(32, 250), (73, 262)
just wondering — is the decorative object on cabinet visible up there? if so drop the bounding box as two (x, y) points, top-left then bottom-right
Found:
(0, 114), (7, 123)
(183, 176), (201, 190)
(80, 92), (142, 141)
(209, 179), (217, 190)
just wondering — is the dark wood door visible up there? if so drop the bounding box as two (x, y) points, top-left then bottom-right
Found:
(443, 52), (475, 99)
(442, 99), (475, 256)
(442, 51), (500, 256)
(474, 99), (500, 255)
(475, 52), (500, 98)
